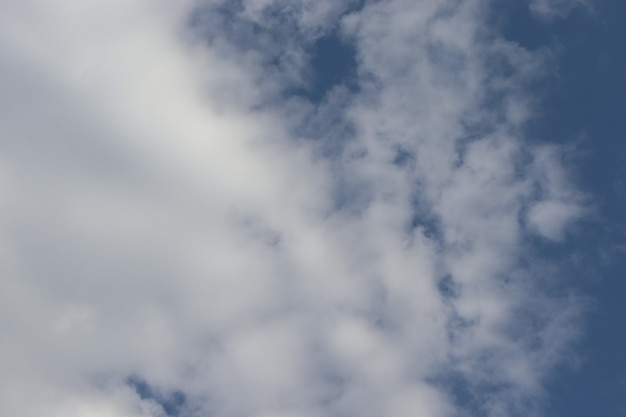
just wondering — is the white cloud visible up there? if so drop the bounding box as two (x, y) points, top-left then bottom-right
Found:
(527, 199), (584, 240)
(0, 1), (588, 417)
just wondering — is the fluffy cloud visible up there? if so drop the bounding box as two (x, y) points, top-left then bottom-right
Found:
(0, 1), (587, 417)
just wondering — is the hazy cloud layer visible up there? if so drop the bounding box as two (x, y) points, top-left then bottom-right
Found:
(0, 1), (587, 417)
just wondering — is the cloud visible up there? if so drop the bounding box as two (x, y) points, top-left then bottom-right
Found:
(528, 0), (591, 19)
(0, 1), (588, 417)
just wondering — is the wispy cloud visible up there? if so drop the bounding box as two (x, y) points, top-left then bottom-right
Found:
(528, 0), (591, 19)
(0, 1), (588, 416)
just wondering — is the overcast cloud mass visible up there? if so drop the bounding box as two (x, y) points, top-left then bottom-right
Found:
(0, 1), (595, 417)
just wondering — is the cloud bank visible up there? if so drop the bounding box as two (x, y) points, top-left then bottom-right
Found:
(0, 1), (587, 417)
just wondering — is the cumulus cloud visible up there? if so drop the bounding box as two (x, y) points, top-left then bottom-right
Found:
(0, 1), (587, 417)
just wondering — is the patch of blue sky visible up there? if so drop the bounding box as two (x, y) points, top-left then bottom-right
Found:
(292, 32), (359, 103)
(494, 1), (626, 416)
(127, 376), (188, 417)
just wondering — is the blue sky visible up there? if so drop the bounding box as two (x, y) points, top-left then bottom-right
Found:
(499, 2), (626, 416)
(0, 1), (624, 417)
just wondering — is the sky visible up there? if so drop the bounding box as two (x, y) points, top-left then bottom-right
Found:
(0, 1), (624, 417)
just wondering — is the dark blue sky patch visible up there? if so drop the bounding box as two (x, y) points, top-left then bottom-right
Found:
(498, 0), (626, 206)
(127, 376), (187, 417)
(492, 1), (555, 51)
(289, 31), (359, 103)
(430, 374), (478, 417)
(493, 2), (626, 416)
(409, 189), (444, 245)
(541, 246), (626, 417)
(310, 34), (359, 99)
(438, 274), (462, 301)
(392, 146), (414, 167)
(545, 254), (626, 417)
